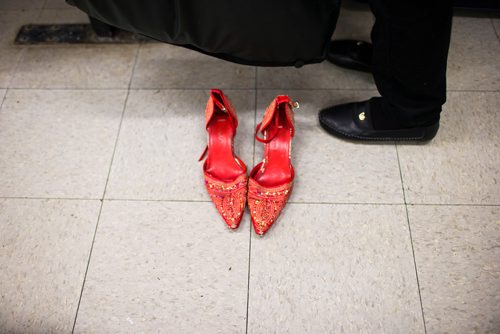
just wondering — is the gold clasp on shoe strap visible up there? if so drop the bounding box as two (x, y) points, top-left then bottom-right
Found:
(291, 101), (300, 109)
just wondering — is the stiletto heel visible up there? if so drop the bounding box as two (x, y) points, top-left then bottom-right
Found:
(248, 95), (298, 235)
(200, 89), (248, 229)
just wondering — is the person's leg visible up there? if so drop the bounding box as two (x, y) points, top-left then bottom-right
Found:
(319, 0), (453, 141)
(370, 0), (453, 129)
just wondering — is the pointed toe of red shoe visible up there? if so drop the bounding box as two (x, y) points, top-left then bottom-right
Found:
(248, 177), (293, 236)
(204, 173), (248, 229)
(225, 211), (244, 230)
(217, 194), (246, 230)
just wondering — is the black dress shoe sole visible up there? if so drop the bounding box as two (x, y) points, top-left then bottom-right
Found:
(319, 113), (439, 142)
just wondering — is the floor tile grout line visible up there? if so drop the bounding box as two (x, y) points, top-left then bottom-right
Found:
(3, 87), (500, 93)
(247, 88), (500, 93)
(4, 39), (28, 91)
(27, 5), (45, 25)
(402, 202), (428, 334)
(0, 196), (100, 201)
(71, 45), (140, 333)
(490, 15), (500, 41)
(105, 198), (212, 203)
(34, 7), (44, 21)
(70, 197), (105, 334)
(406, 203), (500, 207)
(101, 45), (140, 200)
(245, 71), (258, 334)
(0, 196), (499, 207)
(395, 144), (427, 334)
(288, 201), (404, 205)
(2, 87), (257, 91)
(0, 88), (8, 112)
(39, 0), (48, 15)
(0, 41), (26, 111)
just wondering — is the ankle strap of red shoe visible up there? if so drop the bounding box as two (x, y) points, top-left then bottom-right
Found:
(205, 89), (238, 133)
(255, 121), (278, 143)
(255, 98), (297, 143)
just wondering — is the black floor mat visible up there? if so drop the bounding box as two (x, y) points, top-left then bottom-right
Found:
(15, 24), (156, 45)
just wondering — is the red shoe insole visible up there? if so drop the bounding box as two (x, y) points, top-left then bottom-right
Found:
(253, 108), (293, 188)
(205, 113), (243, 182)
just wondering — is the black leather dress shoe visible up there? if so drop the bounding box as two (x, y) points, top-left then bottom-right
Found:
(326, 40), (373, 73)
(318, 100), (439, 141)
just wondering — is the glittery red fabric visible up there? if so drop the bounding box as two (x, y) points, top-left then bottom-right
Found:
(247, 174), (293, 235)
(204, 172), (248, 229)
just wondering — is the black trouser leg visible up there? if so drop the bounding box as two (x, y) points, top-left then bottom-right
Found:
(370, 0), (453, 127)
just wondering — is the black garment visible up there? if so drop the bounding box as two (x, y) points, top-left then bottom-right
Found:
(369, 0), (453, 128)
(66, 0), (340, 67)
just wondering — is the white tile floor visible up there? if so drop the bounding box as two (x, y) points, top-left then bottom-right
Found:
(0, 1), (499, 333)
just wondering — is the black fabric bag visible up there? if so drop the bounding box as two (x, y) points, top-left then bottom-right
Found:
(67, 0), (341, 67)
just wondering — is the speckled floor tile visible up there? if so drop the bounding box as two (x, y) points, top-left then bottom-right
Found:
(409, 205), (500, 334)
(11, 45), (137, 88)
(0, 0), (43, 11)
(131, 44), (256, 89)
(0, 10), (38, 47)
(398, 92), (500, 205)
(492, 17), (500, 41)
(44, 0), (74, 9)
(0, 48), (22, 87)
(447, 16), (500, 91)
(0, 89), (127, 198)
(35, 8), (89, 24)
(254, 90), (404, 204)
(0, 198), (100, 333)
(332, 2), (374, 41)
(248, 204), (424, 333)
(74, 200), (249, 333)
(105, 89), (255, 201)
(256, 60), (374, 90)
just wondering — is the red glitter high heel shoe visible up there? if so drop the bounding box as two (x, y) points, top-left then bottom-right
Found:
(248, 95), (298, 235)
(199, 89), (248, 229)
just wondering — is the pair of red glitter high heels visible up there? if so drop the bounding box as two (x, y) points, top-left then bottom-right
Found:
(199, 89), (297, 236)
